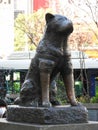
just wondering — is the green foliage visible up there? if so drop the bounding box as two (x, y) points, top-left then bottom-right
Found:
(76, 95), (90, 103)
(90, 96), (98, 103)
(56, 79), (67, 104)
(14, 8), (53, 51)
(76, 95), (98, 103)
(13, 82), (20, 93)
(56, 78), (98, 104)
(14, 14), (27, 51)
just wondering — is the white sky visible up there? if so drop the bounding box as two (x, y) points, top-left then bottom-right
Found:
(0, 0), (14, 56)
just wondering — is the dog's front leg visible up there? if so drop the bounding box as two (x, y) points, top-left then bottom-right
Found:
(40, 72), (51, 107)
(39, 59), (55, 107)
(63, 73), (78, 106)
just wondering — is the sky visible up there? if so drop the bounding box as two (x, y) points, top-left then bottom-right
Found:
(0, 0), (14, 57)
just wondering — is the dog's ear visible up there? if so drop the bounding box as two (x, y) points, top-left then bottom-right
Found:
(45, 13), (54, 23)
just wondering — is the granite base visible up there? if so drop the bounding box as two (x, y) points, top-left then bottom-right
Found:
(7, 105), (88, 124)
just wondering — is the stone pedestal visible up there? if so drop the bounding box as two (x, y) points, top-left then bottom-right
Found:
(0, 119), (98, 130)
(7, 105), (88, 124)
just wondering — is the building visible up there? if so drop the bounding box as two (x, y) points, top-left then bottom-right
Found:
(14, 0), (60, 16)
(0, 51), (98, 100)
(14, 0), (33, 18)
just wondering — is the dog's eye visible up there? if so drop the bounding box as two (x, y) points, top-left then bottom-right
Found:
(58, 17), (67, 21)
(64, 17), (67, 20)
(59, 18), (62, 20)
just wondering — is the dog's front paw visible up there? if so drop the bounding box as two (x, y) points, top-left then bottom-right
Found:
(70, 100), (83, 107)
(42, 101), (52, 107)
(70, 100), (79, 106)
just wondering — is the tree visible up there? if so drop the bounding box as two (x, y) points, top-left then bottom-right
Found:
(56, 0), (98, 49)
(14, 8), (53, 51)
(68, 0), (98, 43)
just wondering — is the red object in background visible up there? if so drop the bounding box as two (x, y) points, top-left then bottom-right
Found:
(33, 0), (49, 11)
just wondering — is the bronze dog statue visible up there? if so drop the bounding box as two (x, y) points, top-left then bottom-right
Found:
(15, 13), (78, 107)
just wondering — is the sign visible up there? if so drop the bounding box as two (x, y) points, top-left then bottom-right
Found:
(84, 50), (98, 58)
(33, 0), (49, 11)
(0, 0), (11, 4)
(0, 0), (14, 56)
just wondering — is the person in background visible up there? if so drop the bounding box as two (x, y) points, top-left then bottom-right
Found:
(0, 99), (7, 118)
(0, 83), (7, 118)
